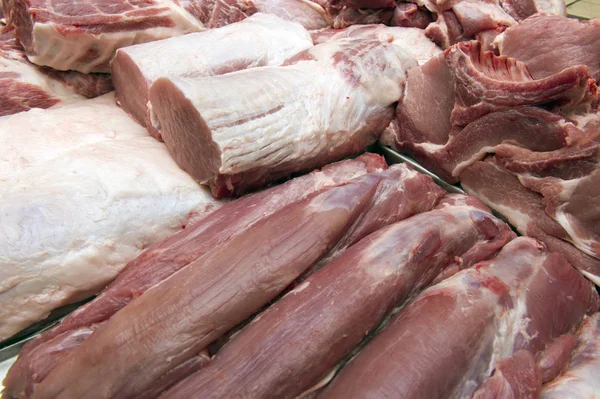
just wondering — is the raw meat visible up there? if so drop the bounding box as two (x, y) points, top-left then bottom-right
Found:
(310, 24), (441, 65)
(496, 15), (600, 83)
(30, 166), (444, 399)
(163, 194), (515, 399)
(380, 40), (598, 183)
(320, 237), (600, 398)
(111, 13), (313, 139)
(541, 313), (600, 398)
(500, 0), (566, 21)
(391, 3), (433, 28)
(0, 93), (220, 342)
(3, 0), (205, 73)
(3, 153), (391, 398)
(180, 0), (329, 30)
(460, 158), (600, 285)
(253, 0), (329, 30)
(149, 34), (418, 197)
(0, 26), (112, 116)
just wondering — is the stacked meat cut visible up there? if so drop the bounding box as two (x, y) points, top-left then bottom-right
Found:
(382, 14), (600, 284)
(1, 0), (600, 398)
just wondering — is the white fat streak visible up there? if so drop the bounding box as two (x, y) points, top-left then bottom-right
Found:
(0, 54), (84, 102)
(453, 146), (498, 177)
(414, 141), (446, 152)
(580, 270), (600, 286)
(29, 2), (205, 73)
(555, 205), (599, 259)
(461, 187), (531, 233)
(295, 366), (339, 398)
(290, 281), (310, 294)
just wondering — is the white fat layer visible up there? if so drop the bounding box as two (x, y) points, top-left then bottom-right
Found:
(555, 205), (599, 259)
(453, 145), (498, 177)
(414, 141), (446, 152)
(0, 94), (220, 340)
(30, 2), (205, 73)
(116, 13), (313, 83)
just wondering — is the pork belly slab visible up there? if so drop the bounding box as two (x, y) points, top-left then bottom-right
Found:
(2, 0), (206, 73)
(149, 33), (418, 197)
(111, 13), (313, 139)
(163, 195), (514, 399)
(0, 93), (220, 342)
(541, 313), (600, 398)
(7, 159), (447, 399)
(0, 26), (112, 117)
(321, 237), (600, 399)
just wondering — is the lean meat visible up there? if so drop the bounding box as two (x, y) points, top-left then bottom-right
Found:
(321, 237), (600, 398)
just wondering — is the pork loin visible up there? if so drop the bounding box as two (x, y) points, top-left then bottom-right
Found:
(111, 13), (313, 139)
(149, 34), (418, 197)
(320, 237), (600, 398)
(163, 194), (514, 399)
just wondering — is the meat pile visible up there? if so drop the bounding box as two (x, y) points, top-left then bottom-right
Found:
(381, 14), (600, 284)
(1, 0), (599, 398)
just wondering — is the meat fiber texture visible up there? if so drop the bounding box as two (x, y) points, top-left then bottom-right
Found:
(2, 0), (205, 73)
(380, 36), (600, 269)
(460, 157), (600, 285)
(495, 15), (600, 83)
(320, 237), (600, 399)
(9, 161), (448, 399)
(0, 93), (220, 343)
(111, 13), (313, 139)
(3, 153), (386, 398)
(310, 24), (442, 65)
(149, 34), (418, 198)
(180, 0), (329, 30)
(541, 313), (600, 398)
(162, 194), (515, 399)
(0, 25), (112, 117)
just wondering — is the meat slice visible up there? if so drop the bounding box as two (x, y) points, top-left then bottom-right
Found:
(0, 93), (221, 343)
(2, 0), (205, 73)
(310, 24), (441, 65)
(163, 194), (514, 399)
(29, 166), (440, 399)
(150, 35), (418, 197)
(320, 237), (600, 399)
(0, 26), (112, 116)
(496, 16), (600, 82)
(541, 313), (600, 398)
(380, 40), (598, 182)
(460, 158), (600, 284)
(252, 0), (329, 30)
(500, 0), (565, 20)
(2, 154), (390, 398)
(391, 3), (434, 29)
(111, 13), (313, 139)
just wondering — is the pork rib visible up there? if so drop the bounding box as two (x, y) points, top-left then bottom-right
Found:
(320, 237), (599, 398)
(163, 194), (514, 399)
(0, 26), (112, 116)
(541, 313), (600, 398)
(0, 93), (220, 343)
(111, 13), (313, 139)
(149, 34), (418, 197)
(3, 0), (205, 73)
